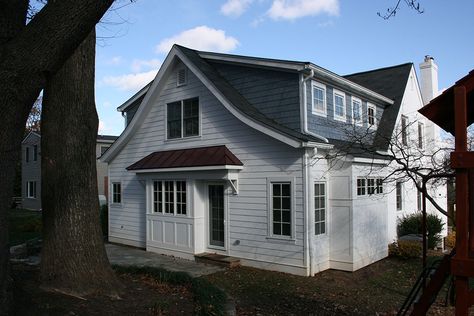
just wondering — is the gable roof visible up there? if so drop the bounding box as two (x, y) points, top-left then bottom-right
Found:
(344, 63), (413, 150)
(126, 145), (243, 171)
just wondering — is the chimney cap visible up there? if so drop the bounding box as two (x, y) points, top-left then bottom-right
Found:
(424, 55), (434, 62)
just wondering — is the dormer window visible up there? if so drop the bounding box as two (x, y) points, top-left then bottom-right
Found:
(312, 82), (326, 116)
(333, 90), (346, 122)
(177, 67), (187, 86)
(367, 103), (376, 128)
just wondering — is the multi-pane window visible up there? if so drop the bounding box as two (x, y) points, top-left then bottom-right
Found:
(352, 98), (362, 125)
(368, 104), (376, 126)
(25, 147), (29, 163)
(357, 178), (366, 196)
(401, 115), (408, 145)
(153, 180), (187, 216)
(314, 183), (326, 236)
(418, 122), (424, 149)
(312, 83), (326, 115)
(334, 91), (346, 121)
(167, 98), (199, 139)
(112, 182), (121, 204)
(26, 181), (36, 198)
(272, 182), (291, 237)
(396, 182), (402, 211)
(376, 178), (383, 194)
(357, 177), (384, 196)
(33, 145), (38, 161)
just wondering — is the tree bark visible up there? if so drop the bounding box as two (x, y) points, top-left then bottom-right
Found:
(0, 0), (115, 311)
(41, 29), (123, 297)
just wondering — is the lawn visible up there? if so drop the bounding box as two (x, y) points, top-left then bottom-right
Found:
(204, 255), (452, 315)
(9, 208), (42, 246)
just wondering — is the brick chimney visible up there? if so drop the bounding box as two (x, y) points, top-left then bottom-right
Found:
(419, 55), (439, 105)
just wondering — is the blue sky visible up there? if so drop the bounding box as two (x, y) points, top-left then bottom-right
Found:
(95, 0), (474, 136)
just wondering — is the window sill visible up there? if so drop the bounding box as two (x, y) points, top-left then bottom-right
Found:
(266, 236), (296, 243)
(334, 116), (346, 123)
(312, 109), (327, 117)
(148, 212), (189, 217)
(165, 135), (201, 143)
(110, 203), (122, 208)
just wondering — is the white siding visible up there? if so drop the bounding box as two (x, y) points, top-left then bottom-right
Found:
(108, 60), (306, 272)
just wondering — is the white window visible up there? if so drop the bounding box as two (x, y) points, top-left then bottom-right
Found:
(167, 98), (199, 139)
(352, 97), (362, 125)
(367, 178), (376, 195)
(367, 103), (376, 127)
(112, 182), (121, 204)
(396, 182), (402, 211)
(418, 122), (424, 149)
(376, 178), (383, 194)
(357, 178), (366, 196)
(271, 182), (292, 237)
(177, 67), (187, 86)
(312, 82), (326, 116)
(333, 90), (346, 122)
(314, 182), (326, 235)
(26, 181), (36, 198)
(153, 180), (187, 216)
(401, 115), (408, 146)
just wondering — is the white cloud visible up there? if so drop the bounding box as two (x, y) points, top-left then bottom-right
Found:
(131, 58), (162, 73)
(267, 0), (339, 20)
(156, 26), (239, 54)
(106, 56), (123, 66)
(102, 69), (157, 91)
(98, 120), (108, 133)
(221, 0), (253, 17)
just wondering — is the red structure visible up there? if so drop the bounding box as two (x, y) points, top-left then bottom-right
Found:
(419, 70), (474, 315)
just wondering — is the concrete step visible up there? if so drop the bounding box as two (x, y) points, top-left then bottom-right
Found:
(195, 253), (240, 268)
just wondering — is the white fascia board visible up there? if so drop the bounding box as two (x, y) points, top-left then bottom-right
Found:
(301, 141), (333, 149)
(131, 165), (244, 174)
(101, 48), (178, 163)
(175, 50), (303, 148)
(352, 157), (390, 165)
(198, 52), (305, 72)
(116, 83), (151, 112)
(308, 65), (394, 105)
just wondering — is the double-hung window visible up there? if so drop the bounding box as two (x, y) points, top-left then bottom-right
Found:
(25, 147), (30, 163)
(357, 177), (383, 196)
(401, 115), (408, 146)
(26, 181), (36, 198)
(314, 182), (326, 235)
(153, 180), (187, 216)
(367, 103), (376, 127)
(352, 97), (362, 125)
(167, 98), (199, 139)
(367, 178), (376, 195)
(312, 82), (326, 116)
(333, 90), (346, 122)
(271, 182), (292, 237)
(357, 178), (366, 196)
(112, 182), (121, 204)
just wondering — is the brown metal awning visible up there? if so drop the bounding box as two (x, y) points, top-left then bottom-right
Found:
(419, 70), (474, 135)
(126, 145), (243, 172)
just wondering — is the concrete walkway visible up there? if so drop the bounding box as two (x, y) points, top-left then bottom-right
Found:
(106, 243), (224, 277)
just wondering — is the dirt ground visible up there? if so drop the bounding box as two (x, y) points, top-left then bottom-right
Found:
(10, 264), (195, 316)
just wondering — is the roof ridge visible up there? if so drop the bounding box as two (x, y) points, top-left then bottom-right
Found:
(344, 62), (413, 78)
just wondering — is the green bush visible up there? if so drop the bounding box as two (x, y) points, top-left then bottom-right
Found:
(397, 212), (444, 249)
(100, 204), (108, 239)
(388, 240), (422, 259)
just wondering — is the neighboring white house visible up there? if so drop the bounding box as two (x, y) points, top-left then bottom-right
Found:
(101, 45), (446, 276)
(21, 133), (118, 210)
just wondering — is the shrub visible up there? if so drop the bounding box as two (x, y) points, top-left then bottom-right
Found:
(100, 204), (108, 239)
(397, 212), (444, 249)
(388, 240), (422, 259)
(445, 231), (456, 249)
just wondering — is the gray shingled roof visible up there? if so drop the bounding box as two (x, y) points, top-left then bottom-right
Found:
(344, 63), (413, 151)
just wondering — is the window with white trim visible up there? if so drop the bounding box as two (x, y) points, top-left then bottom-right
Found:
(167, 98), (199, 139)
(357, 177), (384, 196)
(352, 97), (362, 125)
(357, 178), (366, 196)
(418, 122), (424, 149)
(376, 178), (383, 194)
(314, 182), (326, 235)
(312, 82), (326, 115)
(401, 115), (408, 146)
(112, 182), (121, 204)
(367, 103), (376, 127)
(367, 178), (376, 195)
(271, 182), (292, 237)
(333, 90), (346, 121)
(26, 181), (36, 198)
(153, 180), (187, 216)
(396, 182), (403, 210)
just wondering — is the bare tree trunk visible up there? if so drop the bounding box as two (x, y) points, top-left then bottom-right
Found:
(0, 1), (115, 311)
(41, 29), (123, 297)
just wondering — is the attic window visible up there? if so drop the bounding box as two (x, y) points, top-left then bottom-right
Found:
(177, 68), (187, 86)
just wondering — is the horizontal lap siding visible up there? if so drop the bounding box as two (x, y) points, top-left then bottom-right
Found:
(109, 60), (305, 267)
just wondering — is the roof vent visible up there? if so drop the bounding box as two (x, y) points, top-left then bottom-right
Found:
(177, 68), (187, 86)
